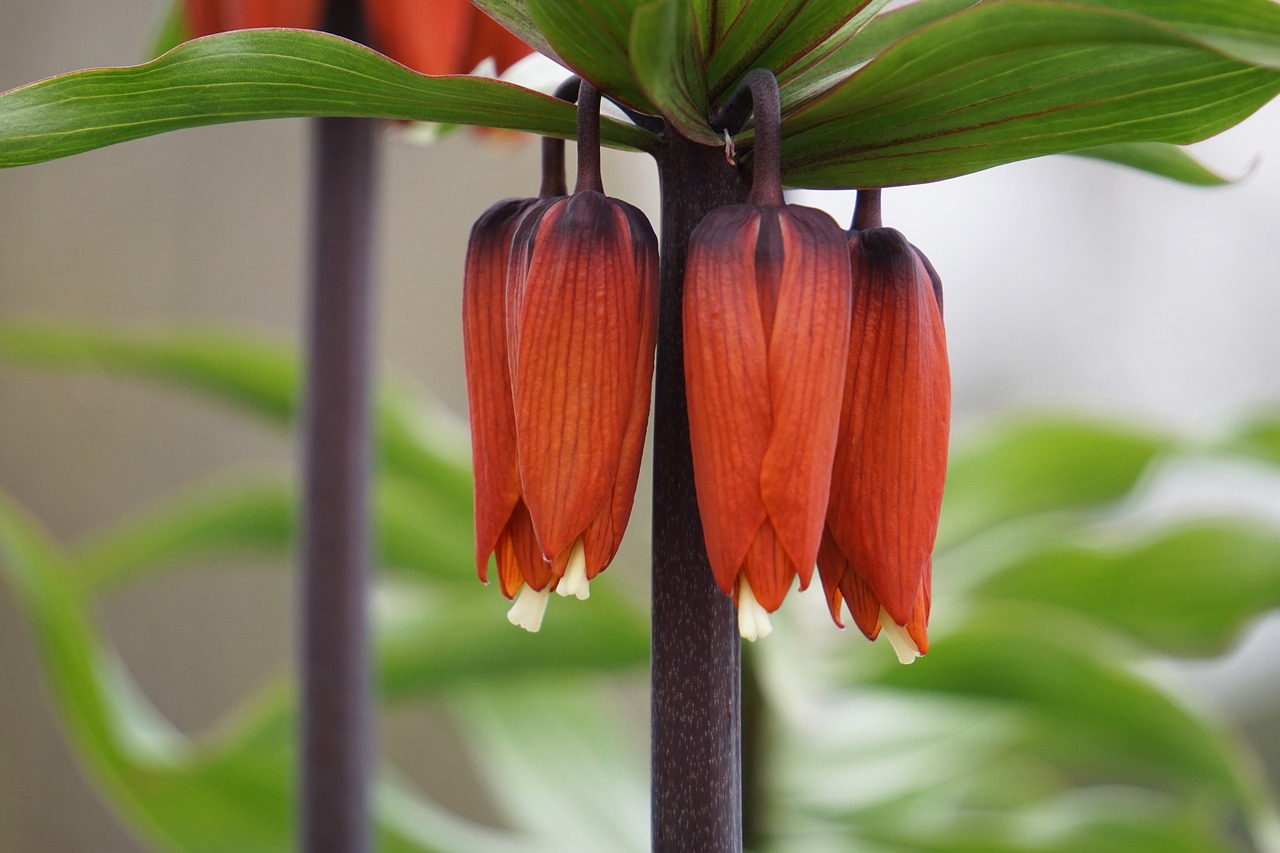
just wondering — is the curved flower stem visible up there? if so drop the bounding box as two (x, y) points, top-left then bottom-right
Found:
(713, 69), (783, 207)
(540, 78), (580, 198)
(651, 133), (750, 852)
(575, 82), (604, 194)
(852, 188), (883, 231)
(300, 1), (376, 851)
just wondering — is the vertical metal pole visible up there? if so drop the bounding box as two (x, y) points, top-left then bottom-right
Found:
(300, 2), (376, 850)
(650, 134), (749, 852)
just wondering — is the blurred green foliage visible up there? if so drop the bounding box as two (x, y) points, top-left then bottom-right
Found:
(1, 323), (1279, 851)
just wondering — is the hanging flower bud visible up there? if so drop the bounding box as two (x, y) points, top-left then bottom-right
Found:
(463, 82), (576, 632)
(817, 190), (950, 663)
(684, 70), (852, 641)
(505, 83), (659, 610)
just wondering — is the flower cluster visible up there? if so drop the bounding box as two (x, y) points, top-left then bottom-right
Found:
(183, 0), (530, 76)
(682, 73), (950, 660)
(196, 0), (949, 661)
(464, 72), (950, 661)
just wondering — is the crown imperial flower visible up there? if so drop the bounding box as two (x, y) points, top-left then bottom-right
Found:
(464, 83), (658, 631)
(817, 192), (950, 663)
(684, 71), (852, 641)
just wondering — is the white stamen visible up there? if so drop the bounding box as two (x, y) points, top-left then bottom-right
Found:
(737, 576), (773, 642)
(507, 585), (551, 632)
(878, 606), (920, 665)
(555, 538), (590, 600)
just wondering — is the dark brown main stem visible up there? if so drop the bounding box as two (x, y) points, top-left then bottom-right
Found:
(300, 1), (376, 851)
(575, 82), (604, 194)
(651, 134), (750, 853)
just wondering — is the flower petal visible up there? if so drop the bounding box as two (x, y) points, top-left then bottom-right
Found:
(740, 519), (797, 612)
(581, 204), (659, 578)
(494, 499), (552, 597)
(828, 227), (950, 626)
(510, 192), (656, 560)
(758, 206), (851, 584)
(463, 198), (539, 580)
(365, 0), (471, 75)
(684, 205), (772, 594)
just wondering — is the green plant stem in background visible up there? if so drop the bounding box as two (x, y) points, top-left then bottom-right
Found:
(650, 133), (750, 852)
(300, 1), (377, 851)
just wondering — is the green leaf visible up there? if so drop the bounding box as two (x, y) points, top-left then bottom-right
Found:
(523, 0), (656, 110)
(779, 1), (1280, 188)
(857, 791), (1251, 853)
(70, 473), (474, 594)
(631, 0), (717, 143)
(1070, 141), (1236, 185)
(378, 582), (649, 700)
(0, 29), (657, 169)
(973, 522), (1280, 656)
(1222, 408), (1280, 466)
(71, 480), (294, 592)
(451, 684), (649, 852)
(469, 0), (561, 63)
(938, 417), (1169, 550)
(1068, 0), (1280, 70)
(0, 323), (473, 504)
(778, 0), (1007, 112)
(0, 485), (630, 851)
(873, 608), (1249, 803)
(707, 0), (888, 100)
(148, 1), (190, 60)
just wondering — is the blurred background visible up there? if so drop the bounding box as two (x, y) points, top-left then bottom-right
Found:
(2, 1), (1280, 850)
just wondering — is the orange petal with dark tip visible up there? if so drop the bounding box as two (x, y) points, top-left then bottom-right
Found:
(509, 192), (659, 561)
(740, 520), (798, 612)
(816, 530), (848, 629)
(495, 499), (551, 597)
(684, 206), (772, 595)
(838, 571), (887, 644)
(758, 206), (851, 584)
(581, 216), (659, 579)
(903, 559), (932, 654)
(462, 198), (539, 580)
(828, 227), (950, 626)
(364, 0), (470, 75)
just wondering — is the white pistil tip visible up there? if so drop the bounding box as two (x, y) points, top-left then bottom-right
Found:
(507, 585), (551, 632)
(737, 576), (773, 642)
(878, 606), (920, 665)
(555, 538), (590, 600)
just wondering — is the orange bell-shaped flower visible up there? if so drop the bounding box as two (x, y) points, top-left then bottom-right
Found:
(463, 87), (578, 631)
(464, 196), (555, 628)
(505, 84), (658, 612)
(684, 71), (851, 641)
(185, 0), (321, 35)
(364, 0), (531, 76)
(817, 192), (950, 663)
(184, 0), (531, 77)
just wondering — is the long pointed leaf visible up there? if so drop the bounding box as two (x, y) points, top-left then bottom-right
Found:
(0, 29), (657, 169)
(780, 1), (1280, 187)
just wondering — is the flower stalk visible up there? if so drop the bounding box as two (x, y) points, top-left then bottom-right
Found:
(651, 133), (749, 853)
(300, 1), (376, 851)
